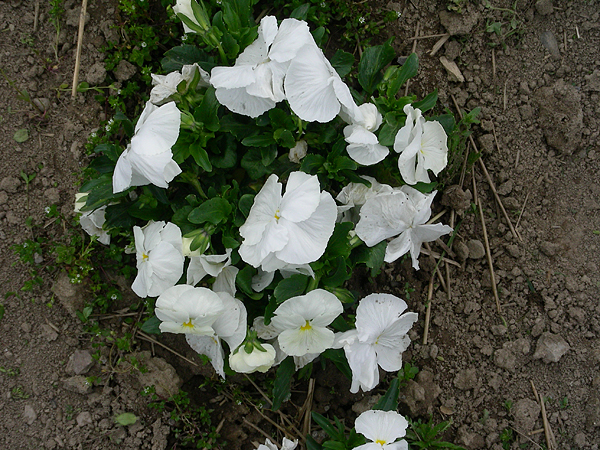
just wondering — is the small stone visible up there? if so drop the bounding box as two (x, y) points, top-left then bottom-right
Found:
(467, 240), (486, 259)
(67, 350), (94, 375)
(533, 332), (570, 363)
(497, 180), (513, 196)
(44, 188), (60, 205)
(457, 426), (485, 449)
(21, 323), (32, 333)
(535, 0), (554, 16)
(504, 244), (520, 258)
(40, 324), (59, 342)
(574, 432), (587, 448)
(440, 56), (464, 82)
(540, 241), (560, 256)
(531, 319), (545, 337)
(453, 368), (478, 391)
(439, 9), (479, 35)
(351, 395), (381, 415)
(113, 60), (137, 82)
(513, 398), (540, 431)
(441, 185), (472, 215)
(51, 273), (86, 316)
(85, 62), (107, 86)
(455, 241), (469, 261)
(0, 176), (21, 193)
(478, 134), (495, 154)
(0, 191), (8, 205)
(128, 351), (182, 398)
(76, 411), (93, 427)
(540, 31), (561, 59)
(62, 376), (92, 395)
(23, 404), (37, 425)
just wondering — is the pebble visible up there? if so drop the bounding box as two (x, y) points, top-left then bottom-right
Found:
(21, 322), (31, 333)
(467, 239), (486, 259)
(0, 176), (21, 193)
(540, 241), (560, 256)
(76, 412), (93, 427)
(540, 31), (561, 59)
(513, 398), (540, 431)
(533, 332), (570, 363)
(453, 368), (478, 391)
(67, 350), (94, 375)
(40, 324), (58, 342)
(62, 376), (92, 395)
(23, 404), (37, 425)
(454, 241), (469, 261)
(535, 0), (554, 16)
(0, 190), (8, 205)
(43, 188), (60, 205)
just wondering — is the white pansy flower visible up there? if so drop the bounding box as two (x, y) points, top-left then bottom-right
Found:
(173, 0), (204, 34)
(131, 221), (184, 298)
(354, 410), (409, 450)
(336, 176), (393, 223)
(239, 171), (337, 271)
(256, 438), (298, 450)
(271, 289), (343, 357)
(187, 249), (233, 286)
(155, 285), (224, 335)
(74, 193), (111, 245)
(342, 103), (389, 166)
(229, 342), (276, 374)
(394, 104), (448, 185)
(355, 186), (452, 269)
(186, 291), (247, 378)
(113, 101), (181, 193)
(210, 16), (312, 118)
(285, 43), (360, 123)
(335, 293), (418, 393)
(150, 63), (210, 105)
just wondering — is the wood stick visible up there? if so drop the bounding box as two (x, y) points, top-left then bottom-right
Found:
(422, 273), (435, 345)
(72, 0), (89, 97)
(429, 34), (450, 56)
(244, 374), (273, 407)
(530, 380), (556, 450)
(137, 331), (199, 367)
(201, 418), (225, 450)
(301, 378), (315, 437)
(473, 173), (501, 314)
(492, 48), (496, 81)
(404, 21), (420, 97)
(409, 33), (449, 40)
(515, 191), (530, 232)
(420, 248), (461, 267)
(34, 0), (40, 32)
(242, 418), (273, 441)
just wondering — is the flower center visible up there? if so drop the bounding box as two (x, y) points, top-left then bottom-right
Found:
(182, 319), (194, 328)
(375, 440), (386, 445)
(300, 320), (312, 331)
(142, 253), (149, 261)
(274, 209), (281, 221)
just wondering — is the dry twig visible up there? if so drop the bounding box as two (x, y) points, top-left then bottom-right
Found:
(530, 380), (557, 450)
(429, 34), (450, 56)
(422, 273), (435, 345)
(404, 21), (420, 97)
(71, 0), (89, 97)
(137, 331), (199, 366)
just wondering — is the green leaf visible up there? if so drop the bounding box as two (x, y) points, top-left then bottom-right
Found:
(114, 412), (138, 426)
(290, 3), (310, 20)
(330, 49), (354, 78)
(311, 412), (342, 440)
(274, 274), (308, 303)
(13, 128), (29, 143)
(238, 194), (255, 217)
(325, 222), (353, 259)
(241, 148), (271, 179)
(114, 111), (134, 137)
(81, 174), (125, 210)
(94, 143), (120, 161)
(242, 134), (276, 147)
(352, 240), (387, 277)
(188, 198), (232, 225)
(322, 256), (351, 288)
(189, 141), (213, 171)
(358, 39), (396, 93)
(272, 357), (295, 410)
(140, 316), (161, 334)
(274, 129), (296, 148)
(0, 303), (4, 322)
(373, 377), (399, 411)
(306, 435), (323, 450)
(105, 203), (136, 229)
(222, 0), (252, 29)
(412, 89), (438, 113)
(236, 265), (257, 297)
(197, 86), (220, 131)
(322, 441), (346, 450)
(321, 349), (352, 381)
(211, 135), (238, 169)
(378, 122), (401, 147)
(300, 154), (326, 174)
(387, 53), (418, 97)
(161, 45), (213, 73)
(261, 145), (278, 166)
(430, 113), (455, 135)
(88, 155), (115, 174)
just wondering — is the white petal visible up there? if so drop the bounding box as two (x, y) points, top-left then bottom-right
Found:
(132, 102), (180, 155)
(344, 341), (379, 393)
(213, 265), (238, 297)
(269, 19), (313, 63)
(186, 334), (225, 378)
(285, 44), (340, 123)
(215, 86), (276, 118)
(375, 336), (411, 372)
(275, 192), (337, 265)
(251, 268), (275, 292)
(220, 298), (247, 350)
(355, 410), (409, 444)
(278, 325), (334, 356)
(210, 65), (256, 89)
(355, 293), (408, 343)
(113, 147), (133, 193)
(384, 231), (412, 264)
(279, 171), (321, 223)
(420, 120), (448, 175)
(355, 193), (410, 247)
(211, 292), (241, 338)
(346, 142), (390, 166)
(239, 174), (281, 245)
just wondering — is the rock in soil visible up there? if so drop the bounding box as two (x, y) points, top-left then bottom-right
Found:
(533, 332), (570, 363)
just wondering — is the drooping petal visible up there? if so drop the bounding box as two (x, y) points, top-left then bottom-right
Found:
(355, 293), (409, 343)
(220, 297), (247, 351)
(383, 230), (412, 264)
(420, 120), (448, 175)
(210, 65), (257, 90)
(279, 171), (321, 222)
(374, 336), (412, 372)
(344, 341), (379, 393)
(215, 86), (276, 118)
(132, 102), (181, 156)
(239, 174), (281, 246)
(213, 265), (238, 297)
(356, 192), (410, 247)
(186, 334), (225, 378)
(269, 18), (313, 63)
(113, 147), (133, 193)
(278, 325), (334, 356)
(355, 410), (409, 444)
(285, 44), (341, 123)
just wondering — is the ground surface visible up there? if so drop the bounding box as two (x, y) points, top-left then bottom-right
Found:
(0, 0), (599, 449)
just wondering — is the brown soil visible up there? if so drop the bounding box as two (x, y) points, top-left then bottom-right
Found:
(1, 0), (599, 449)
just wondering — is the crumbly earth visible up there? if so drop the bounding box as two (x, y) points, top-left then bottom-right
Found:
(0, 0), (599, 449)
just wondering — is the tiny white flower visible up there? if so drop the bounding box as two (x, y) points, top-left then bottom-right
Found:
(394, 104), (448, 185)
(141, 42), (147, 48)
(112, 101), (182, 193)
(335, 293), (418, 393)
(150, 63), (210, 105)
(288, 139), (308, 163)
(239, 171), (337, 272)
(131, 221), (184, 298)
(229, 343), (276, 374)
(187, 249), (233, 286)
(354, 410), (409, 450)
(271, 289), (343, 357)
(355, 186), (452, 269)
(74, 193), (111, 245)
(155, 285), (224, 335)
(256, 438), (298, 450)
(358, 16), (366, 24)
(342, 103), (389, 166)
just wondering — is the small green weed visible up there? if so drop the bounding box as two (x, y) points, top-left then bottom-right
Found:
(447, 0), (470, 13)
(11, 385), (31, 400)
(406, 417), (466, 449)
(483, 0), (525, 48)
(499, 428), (515, 449)
(0, 366), (20, 376)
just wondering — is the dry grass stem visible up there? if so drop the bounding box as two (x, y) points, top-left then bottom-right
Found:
(503, 79), (508, 111)
(244, 374), (273, 407)
(252, 405), (289, 437)
(300, 378), (315, 437)
(90, 312), (139, 320)
(242, 418), (273, 441)
(427, 209), (448, 225)
(576, 25), (580, 39)
(404, 21), (420, 97)
(472, 173), (501, 314)
(424, 242), (448, 292)
(420, 248), (460, 267)
(277, 411), (304, 442)
(530, 380), (557, 450)
(72, 0), (89, 97)
(509, 426), (544, 450)
(136, 331), (199, 366)
(409, 33), (449, 40)
(515, 191), (530, 232)
(429, 34), (450, 56)
(34, 0), (40, 32)
(422, 273), (435, 345)
(492, 48), (496, 81)
(529, 428), (545, 436)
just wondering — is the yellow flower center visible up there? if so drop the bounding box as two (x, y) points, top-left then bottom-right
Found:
(182, 319), (194, 328)
(300, 320), (312, 331)
(142, 253), (149, 261)
(274, 209), (281, 220)
(375, 440), (386, 445)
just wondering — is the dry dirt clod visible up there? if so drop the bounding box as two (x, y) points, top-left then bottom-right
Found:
(535, 0), (554, 16)
(533, 332), (570, 363)
(66, 349), (94, 375)
(439, 9), (479, 36)
(540, 31), (561, 59)
(513, 398), (541, 432)
(467, 240), (485, 260)
(62, 376), (93, 395)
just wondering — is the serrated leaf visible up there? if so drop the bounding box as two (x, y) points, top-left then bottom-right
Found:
(140, 316), (161, 334)
(373, 377), (399, 411)
(272, 356), (294, 410)
(358, 39), (396, 93)
(188, 198), (232, 225)
(13, 128), (29, 143)
(114, 412), (138, 426)
(274, 274), (308, 303)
